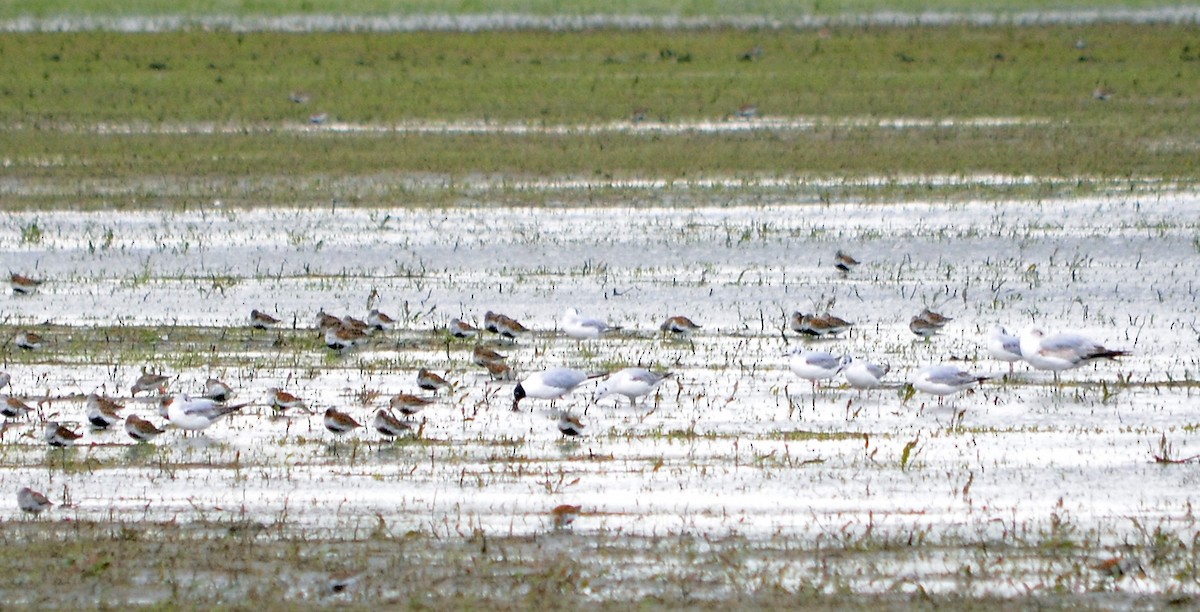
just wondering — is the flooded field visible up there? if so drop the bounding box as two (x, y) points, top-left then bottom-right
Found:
(2, 190), (1199, 605)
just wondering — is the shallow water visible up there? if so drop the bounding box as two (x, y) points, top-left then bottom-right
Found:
(2, 191), (1199, 600)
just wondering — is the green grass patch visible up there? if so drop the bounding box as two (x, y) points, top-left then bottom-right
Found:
(1, 24), (1197, 208)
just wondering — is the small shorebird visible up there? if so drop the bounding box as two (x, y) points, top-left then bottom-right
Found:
(484, 360), (515, 381)
(203, 378), (235, 402)
(472, 345), (507, 367)
(325, 324), (368, 351)
(562, 307), (621, 340)
(124, 414), (166, 442)
(513, 368), (597, 412)
(323, 408), (362, 435)
(131, 371), (170, 396)
(367, 309), (397, 332)
(0, 371), (10, 390)
(372, 409), (411, 438)
(790, 313), (853, 338)
(485, 311), (529, 339)
(494, 314), (530, 340)
(483, 311), (504, 334)
(551, 504), (582, 528)
(2, 396), (34, 419)
(17, 487), (53, 515)
(557, 411), (585, 437)
(250, 309), (281, 330)
(14, 330), (43, 351)
(389, 393), (433, 416)
(659, 315), (701, 337)
(919, 308), (953, 327)
(908, 315), (943, 339)
(85, 393), (124, 429)
(593, 368), (672, 407)
(316, 309), (342, 331)
(10, 273), (42, 295)
(416, 369), (452, 394)
(269, 388), (307, 413)
(834, 250), (860, 273)
(449, 318), (479, 339)
(341, 315), (369, 332)
(45, 421), (83, 447)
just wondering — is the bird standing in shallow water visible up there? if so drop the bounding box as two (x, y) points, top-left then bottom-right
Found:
(163, 395), (246, 432)
(789, 349), (845, 392)
(562, 307), (621, 340)
(10, 273), (42, 295)
(593, 368), (673, 407)
(910, 365), (988, 403)
(557, 411), (585, 437)
(45, 421), (83, 447)
(417, 369), (452, 394)
(834, 250), (860, 273)
(840, 356), (890, 390)
(660, 315), (701, 337)
(986, 326), (1023, 373)
(449, 318), (479, 339)
(125, 414), (166, 442)
(512, 368), (595, 412)
(17, 487), (53, 514)
(323, 408), (362, 435)
(372, 410), (411, 439)
(1018, 326), (1127, 381)
(790, 313), (853, 338)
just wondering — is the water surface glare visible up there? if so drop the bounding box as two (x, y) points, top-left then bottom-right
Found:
(2, 192), (1199, 599)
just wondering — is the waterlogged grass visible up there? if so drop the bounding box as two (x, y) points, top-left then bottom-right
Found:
(2, 27), (1193, 124)
(0, 24), (1197, 207)
(2, 520), (1183, 609)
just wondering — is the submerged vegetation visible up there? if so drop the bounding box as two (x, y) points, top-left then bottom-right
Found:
(2, 2), (1200, 608)
(0, 23), (1198, 208)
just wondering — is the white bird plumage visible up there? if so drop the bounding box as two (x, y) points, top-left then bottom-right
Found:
(911, 365), (988, 397)
(789, 349), (844, 388)
(1018, 326), (1127, 374)
(164, 394), (245, 431)
(562, 307), (620, 340)
(987, 326), (1024, 372)
(840, 355), (890, 389)
(593, 367), (672, 406)
(512, 367), (593, 411)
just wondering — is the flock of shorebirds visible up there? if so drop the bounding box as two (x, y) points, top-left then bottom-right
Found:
(6, 254), (1130, 515)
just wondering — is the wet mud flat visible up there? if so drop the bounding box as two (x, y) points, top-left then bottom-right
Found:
(1, 192), (1199, 606)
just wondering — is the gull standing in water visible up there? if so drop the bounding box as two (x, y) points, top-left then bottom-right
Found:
(562, 308), (621, 340)
(789, 349), (845, 391)
(987, 326), (1024, 373)
(512, 367), (597, 412)
(1018, 326), (1128, 381)
(911, 365), (988, 402)
(163, 394), (247, 432)
(593, 368), (673, 407)
(840, 356), (891, 390)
